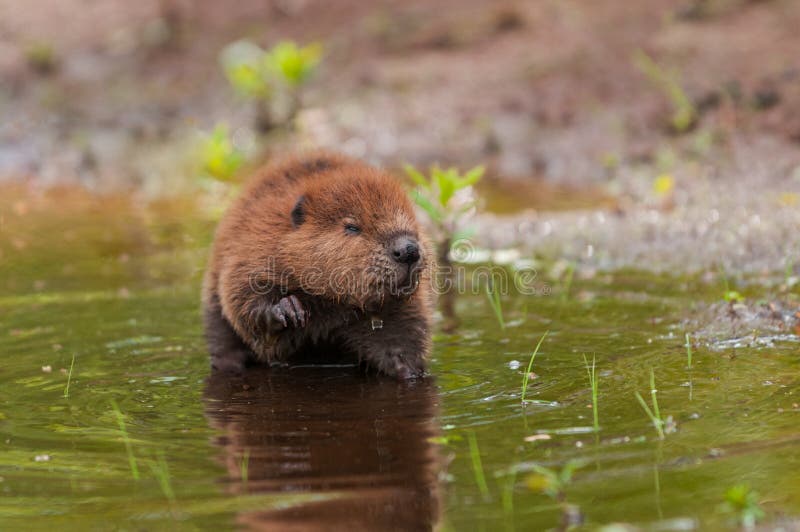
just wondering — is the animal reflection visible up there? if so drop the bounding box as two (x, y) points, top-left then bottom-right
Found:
(204, 367), (442, 531)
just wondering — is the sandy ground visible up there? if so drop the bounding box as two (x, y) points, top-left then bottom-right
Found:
(2, 0), (800, 273)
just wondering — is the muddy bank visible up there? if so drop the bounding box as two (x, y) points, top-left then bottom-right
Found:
(2, 0), (800, 275)
(470, 137), (800, 275)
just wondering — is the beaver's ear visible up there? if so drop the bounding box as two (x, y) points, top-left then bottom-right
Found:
(291, 195), (306, 228)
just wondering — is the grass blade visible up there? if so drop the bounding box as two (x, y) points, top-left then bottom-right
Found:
(521, 331), (549, 403)
(148, 451), (176, 505)
(583, 354), (599, 432)
(649, 368), (661, 422)
(634, 392), (663, 439)
(63, 353), (75, 398)
(485, 280), (505, 329)
(685, 333), (692, 369)
(467, 431), (490, 500)
(110, 399), (139, 480)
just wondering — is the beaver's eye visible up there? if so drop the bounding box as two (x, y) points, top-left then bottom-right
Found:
(344, 223), (361, 235)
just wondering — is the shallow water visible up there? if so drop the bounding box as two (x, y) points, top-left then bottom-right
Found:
(1, 186), (799, 530)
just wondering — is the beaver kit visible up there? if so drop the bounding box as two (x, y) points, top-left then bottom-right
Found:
(202, 152), (433, 379)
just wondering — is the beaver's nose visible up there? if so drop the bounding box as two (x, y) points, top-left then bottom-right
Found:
(390, 236), (420, 264)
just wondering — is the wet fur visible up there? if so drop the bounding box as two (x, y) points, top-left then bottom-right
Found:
(202, 152), (433, 378)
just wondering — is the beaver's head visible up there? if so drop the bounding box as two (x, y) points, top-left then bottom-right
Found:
(282, 168), (429, 308)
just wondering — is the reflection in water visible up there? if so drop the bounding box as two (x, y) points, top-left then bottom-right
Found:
(204, 367), (442, 531)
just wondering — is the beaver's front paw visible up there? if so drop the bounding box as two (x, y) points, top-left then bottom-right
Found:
(269, 295), (308, 330)
(370, 346), (425, 380)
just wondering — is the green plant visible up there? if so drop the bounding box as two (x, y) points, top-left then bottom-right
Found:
(147, 451), (176, 506)
(239, 449), (250, 485)
(718, 267), (744, 303)
(427, 434), (463, 446)
(267, 41), (323, 87)
(63, 353), (75, 399)
(559, 262), (575, 303)
(719, 484), (765, 529)
(634, 369), (665, 439)
(723, 289), (744, 303)
(467, 431), (490, 500)
(485, 279), (505, 329)
(25, 42), (58, 74)
(110, 399), (139, 480)
(633, 50), (696, 133)
(583, 354), (599, 432)
(220, 39), (323, 131)
(199, 125), (245, 182)
(685, 333), (693, 369)
(525, 459), (585, 502)
(221, 40), (273, 100)
(500, 467), (518, 516)
(521, 331), (549, 404)
(404, 164), (485, 256)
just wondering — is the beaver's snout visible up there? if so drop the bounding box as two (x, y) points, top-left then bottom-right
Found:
(390, 236), (421, 265)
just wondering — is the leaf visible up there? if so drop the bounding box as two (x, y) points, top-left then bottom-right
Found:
(559, 459), (585, 484)
(435, 167), (457, 207)
(266, 41), (323, 86)
(201, 125), (245, 181)
(220, 40), (272, 99)
(457, 165), (485, 189)
(403, 164), (430, 189)
(413, 190), (443, 222)
(723, 290), (744, 303)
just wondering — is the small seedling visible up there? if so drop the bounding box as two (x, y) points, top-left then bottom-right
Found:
(583, 354), (599, 432)
(521, 331), (549, 404)
(685, 333), (693, 369)
(485, 279), (505, 329)
(633, 50), (696, 133)
(719, 484), (765, 529)
(63, 353), (75, 399)
(220, 39), (323, 130)
(199, 125), (244, 182)
(266, 41), (323, 87)
(221, 40), (273, 99)
(718, 267), (744, 303)
(404, 164), (484, 262)
(634, 369), (665, 439)
(723, 290), (744, 303)
(525, 459), (585, 502)
(467, 431), (490, 500)
(110, 400), (139, 480)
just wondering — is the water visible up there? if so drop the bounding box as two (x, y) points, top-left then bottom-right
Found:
(1, 186), (799, 530)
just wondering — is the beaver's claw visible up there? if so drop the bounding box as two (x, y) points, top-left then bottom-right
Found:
(270, 295), (308, 329)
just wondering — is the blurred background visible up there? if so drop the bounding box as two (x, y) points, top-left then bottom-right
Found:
(2, 0), (800, 273)
(0, 0), (800, 268)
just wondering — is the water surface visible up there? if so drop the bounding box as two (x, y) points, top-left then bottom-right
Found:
(1, 186), (798, 530)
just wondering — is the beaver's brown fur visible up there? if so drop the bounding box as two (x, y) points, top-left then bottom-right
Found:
(202, 152), (433, 379)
